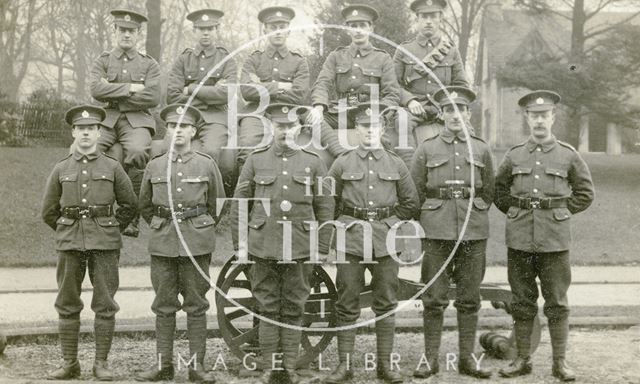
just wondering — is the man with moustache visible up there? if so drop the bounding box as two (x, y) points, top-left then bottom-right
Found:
(324, 102), (419, 384)
(231, 103), (334, 384)
(495, 91), (594, 382)
(167, 9), (238, 197)
(42, 105), (137, 381)
(392, 0), (469, 165)
(238, 6), (310, 172)
(307, 4), (400, 159)
(89, 9), (161, 237)
(135, 104), (225, 383)
(409, 87), (494, 380)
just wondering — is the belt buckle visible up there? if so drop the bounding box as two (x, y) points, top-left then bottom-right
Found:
(78, 207), (90, 216)
(452, 189), (463, 199)
(173, 207), (185, 219)
(366, 209), (378, 221)
(529, 200), (541, 209)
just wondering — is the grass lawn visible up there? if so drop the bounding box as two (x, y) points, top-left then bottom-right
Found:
(1, 329), (639, 383)
(0, 147), (638, 267)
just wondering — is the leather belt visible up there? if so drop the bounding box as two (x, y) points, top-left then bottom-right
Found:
(342, 206), (393, 221)
(426, 187), (479, 200)
(62, 205), (113, 219)
(155, 205), (208, 220)
(510, 196), (567, 210)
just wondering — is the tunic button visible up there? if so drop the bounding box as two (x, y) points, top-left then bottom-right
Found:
(369, 156), (373, 160)
(101, 175), (106, 179)
(177, 158), (182, 163)
(200, 67), (205, 71)
(369, 170), (374, 174)
(282, 216), (288, 220)
(282, 157), (287, 162)
(188, 75), (192, 79)
(350, 175), (354, 178)
(536, 161), (541, 165)
(124, 58), (128, 62)
(533, 188), (538, 193)
(82, 215), (87, 219)
(351, 75), (356, 79)
(350, 88), (355, 91)
(108, 221), (112, 225)
(177, 172), (183, 176)
(201, 54), (205, 58)
(454, 140), (458, 144)
(82, 183), (87, 188)
(369, 185), (373, 189)
(274, 68), (279, 71)
(455, 152), (460, 156)
(177, 187), (182, 192)
(283, 171), (288, 175)
(178, 203), (183, 208)
(81, 198), (87, 203)
(283, 185), (288, 190)
(427, 80), (431, 84)
(82, 170), (87, 174)
(82, 159), (87, 163)
(368, 201), (374, 206)
(536, 147), (542, 152)
(274, 57), (278, 60)
(534, 175), (540, 179)
(122, 69), (127, 73)
(354, 63), (359, 67)
(177, 219), (182, 223)
(455, 166), (460, 170)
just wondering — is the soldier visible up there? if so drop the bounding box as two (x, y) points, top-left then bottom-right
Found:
(324, 102), (419, 384)
(409, 87), (494, 379)
(230, 103), (335, 384)
(167, 9), (238, 197)
(238, 6), (310, 170)
(307, 4), (400, 159)
(495, 91), (594, 382)
(392, 0), (469, 164)
(135, 104), (225, 383)
(41, 105), (137, 380)
(89, 9), (161, 237)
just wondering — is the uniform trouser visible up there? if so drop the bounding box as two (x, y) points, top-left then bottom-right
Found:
(421, 239), (486, 314)
(249, 256), (313, 322)
(55, 249), (120, 319)
(194, 120), (237, 197)
(383, 113), (443, 166)
(150, 254), (211, 317)
(98, 115), (151, 173)
(335, 254), (399, 323)
(507, 248), (571, 322)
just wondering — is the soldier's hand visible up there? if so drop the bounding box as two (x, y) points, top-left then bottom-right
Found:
(408, 100), (426, 116)
(100, 77), (109, 84)
(278, 82), (293, 91)
(183, 86), (189, 95)
(130, 83), (145, 93)
(306, 105), (325, 126)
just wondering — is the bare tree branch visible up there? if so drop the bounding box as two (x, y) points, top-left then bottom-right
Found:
(584, 10), (640, 40)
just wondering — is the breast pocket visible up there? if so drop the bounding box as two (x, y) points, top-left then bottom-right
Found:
(278, 70), (295, 83)
(292, 174), (315, 202)
(130, 67), (146, 84)
(59, 172), (78, 200)
(377, 171), (400, 197)
(341, 172), (364, 183)
(425, 155), (451, 188)
(91, 170), (115, 202)
(511, 167), (532, 194)
(150, 176), (169, 202)
(335, 65), (352, 90)
(465, 155), (486, 187)
(544, 167), (569, 196)
(181, 176), (209, 202)
(362, 67), (382, 87)
(253, 174), (277, 196)
(432, 64), (452, 84)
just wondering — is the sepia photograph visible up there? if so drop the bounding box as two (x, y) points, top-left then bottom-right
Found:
(0, 0), (639, 383)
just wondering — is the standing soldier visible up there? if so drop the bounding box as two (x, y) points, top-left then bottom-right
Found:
(89, 9), (161, 237)
(135, 104), (225, 383)
(307, 4), (400, 159)
(231, 103), (334, 384)
(167, 9), (238, 197)
(324, 102), (419, 384)
(495, 91), (594, 382)
(392, 0), (469, 164)
(238, 6), (310, 170)
(41, 105), (137, 380)
(409, 87), (494, 379)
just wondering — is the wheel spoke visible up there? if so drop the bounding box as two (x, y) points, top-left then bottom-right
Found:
(232, 327), (258, 345)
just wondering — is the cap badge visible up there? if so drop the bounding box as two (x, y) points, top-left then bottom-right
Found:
(352, 10), (358, 16)
(81, 110), (89, 118)
(276, 11), (282, 17)
(124, 14), (131, 21)
(365, 107), (372, 116)
(427, 0), (433, 5)
(282, 106), (289, 113)
(536, 97), (544, 105)
(176, 106), (185, 114)
(202, 14), (209, 21)
(305, 167), (311, 173)
(450, 91), (458, 99)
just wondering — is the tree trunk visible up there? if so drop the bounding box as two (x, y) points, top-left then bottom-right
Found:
(145, 0), (161, 62)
